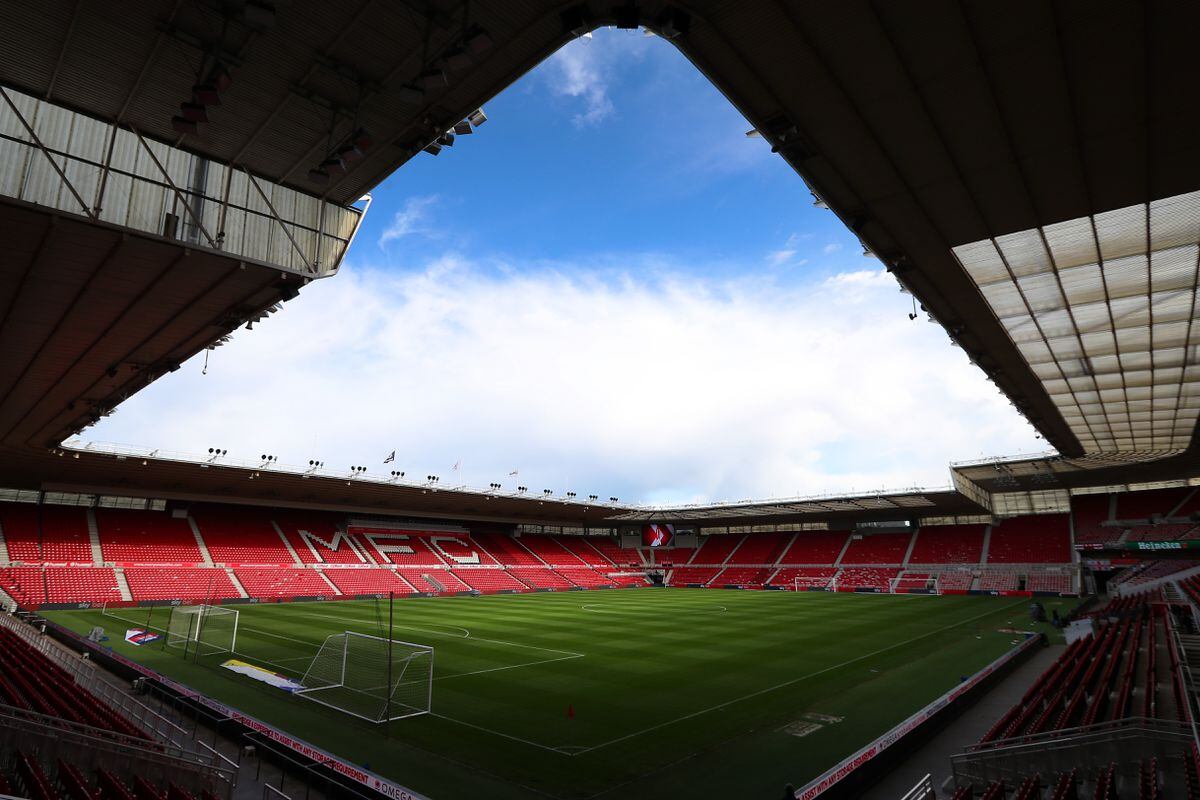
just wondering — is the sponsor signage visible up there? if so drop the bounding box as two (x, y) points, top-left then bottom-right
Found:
(1077, 540), (1198, 552)
(124, 628), (161, 646)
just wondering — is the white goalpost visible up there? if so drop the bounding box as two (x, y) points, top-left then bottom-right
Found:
(888, 575), (943, 595)
(166, 604), (239, 656)
(296, 631), (434, 723)
(794, 575), (837, 592)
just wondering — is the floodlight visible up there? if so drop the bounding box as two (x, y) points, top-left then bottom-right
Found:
(423, 143), (442, 156)
(453, 121), (473, 136)
(467, 108), (487, 127)
(437, 132), (454, 147)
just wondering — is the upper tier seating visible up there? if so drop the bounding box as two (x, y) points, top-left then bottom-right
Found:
(728, 533), (791, 564)
(194, 507), (294, 564)
(122, 567), (237, 601)
(986, 514), (1072, 563)
(778, 532), (849, 564)
(278, 513), (364, 564)
(1071, 493), (1116, 544)
(587, 537), (637, 566)
(354, 529), (448, 566)
(471, 531), (542, 566)
(690, 535), (743, 565)
(839, 533), (911, 564)
(555, 537), (614, 567)
(516, 536), (584, 565)
(233, 568), (331, 598)
(1, 504), (91, 562)
(321, 568), (415, 596)
(1117, 487), (1191, 520)
(96, 509), (202, 564)
(907, 525), (985, 563)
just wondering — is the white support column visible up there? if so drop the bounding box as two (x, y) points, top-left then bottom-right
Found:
(901, 529), (919, 566)
(980, 525), (993, 566)
(832, 534), (854, 567)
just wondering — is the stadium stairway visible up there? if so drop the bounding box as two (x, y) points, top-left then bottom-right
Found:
(188, 517), (215, 566)
(113, 568), (133, 601)
(861, 644), (1065, 800)
(0, 519), (8, 563)
(85, 509), (103, 565)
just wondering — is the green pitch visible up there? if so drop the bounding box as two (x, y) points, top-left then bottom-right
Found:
(45, 589), (1071, 799)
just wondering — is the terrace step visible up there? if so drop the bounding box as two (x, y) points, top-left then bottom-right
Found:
(271, 520), (303, 565)
(0, 584), (15, 611)
(422, 572), (447, 592)
(188, 516), (214, 566)
(86, 509), (103, 565)
(316, 570), (342, 596)
(0, 519), (8, 564)
(225, 567), (249, 599)
(979, 524), (992, 565)
(113, 567), (133, 602)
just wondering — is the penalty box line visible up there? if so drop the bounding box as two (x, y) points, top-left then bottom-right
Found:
(572, 598), (1030, 756)
(247, 607), (587, 680)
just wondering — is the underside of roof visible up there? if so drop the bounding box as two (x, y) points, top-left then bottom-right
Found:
(2, 0), (1200, 521)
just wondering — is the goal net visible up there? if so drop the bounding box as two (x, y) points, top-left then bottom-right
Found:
(889, 575), (942, 595)
(166, 605), (238, 656)
(296, 632), (433, 723)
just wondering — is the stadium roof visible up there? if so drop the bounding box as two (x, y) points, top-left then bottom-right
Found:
(3, 0), (1200, 517)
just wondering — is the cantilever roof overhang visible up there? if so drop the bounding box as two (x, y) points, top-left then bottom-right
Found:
(3, 0), (1200, 511)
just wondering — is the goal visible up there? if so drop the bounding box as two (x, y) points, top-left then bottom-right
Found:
(166, 604), (238, 656)
(888, 575), (942, 595)
(794, 575), (836, 592)
(296, 632), (433, 723)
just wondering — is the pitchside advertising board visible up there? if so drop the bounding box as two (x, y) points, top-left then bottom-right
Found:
(1077, 540), (1199, 552)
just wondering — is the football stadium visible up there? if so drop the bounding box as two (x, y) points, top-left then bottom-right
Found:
(2, 2), (1200, 799)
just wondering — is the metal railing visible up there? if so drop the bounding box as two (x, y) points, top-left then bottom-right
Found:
(952, 717), (1193, 786)
(898, 774), (934, 800)
(0, 703), (234, 799)
(0, 613), (193, 750)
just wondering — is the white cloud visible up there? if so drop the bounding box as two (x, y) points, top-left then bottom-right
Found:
(823, 242), (842, 254)
(766, 249), (796, 267)
(379, 195), (439, 247)
(544, 37), (626, 126)
(87, 258), (1044, 505)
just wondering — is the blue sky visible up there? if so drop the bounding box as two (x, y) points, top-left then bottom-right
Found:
(363, 29), (856, 282)
(88, 29), (1046, 506)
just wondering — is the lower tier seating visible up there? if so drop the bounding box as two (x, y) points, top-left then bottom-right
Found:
(232, 568), (332, 598)
(769, 567), (837, 589)
(122, 568), (237, 601)
(455, 569), (530, 592)
(322, 568), (414, 596)
(835, 567), (899, 589)
(668, 567), (722, 586)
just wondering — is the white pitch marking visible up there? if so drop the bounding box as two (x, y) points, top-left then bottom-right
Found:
(573, 598), (1028, 755)
(430, 713), (567, 754)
